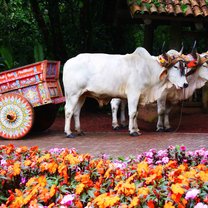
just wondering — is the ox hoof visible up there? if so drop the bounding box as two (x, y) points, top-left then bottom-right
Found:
(129, 132), (142, 137)
(66, 133), (76, 138)
(165, 128), (173, 132)
(156, 128), (165, 132)
(77, 131), (85, 136)
(120, 124), (128, 129)
(113, 126), (120, 130)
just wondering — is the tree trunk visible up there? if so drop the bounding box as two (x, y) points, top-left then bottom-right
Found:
(29, 0), (52, 57)
(48, 0), (68, 63)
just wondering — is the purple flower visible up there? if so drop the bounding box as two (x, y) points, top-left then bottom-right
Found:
(145, 151), (153, 158)
(21, 177), (27, 184)
(185, 188), (200, 200)
(61, 194), (75, 206)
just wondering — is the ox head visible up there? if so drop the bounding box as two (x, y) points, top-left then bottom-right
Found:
(158, 49), (188, 89)
(183, 42), (208, 81)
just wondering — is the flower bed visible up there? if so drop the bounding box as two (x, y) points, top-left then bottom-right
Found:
(0, 144), (207, 208)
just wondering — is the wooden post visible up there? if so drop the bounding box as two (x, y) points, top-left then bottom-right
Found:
(144, 20), (154, 54)
(169, 23), (182, 50)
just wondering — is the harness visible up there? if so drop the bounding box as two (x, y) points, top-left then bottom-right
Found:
(183, 53), (208, 77)
(157, 54), (186, 75)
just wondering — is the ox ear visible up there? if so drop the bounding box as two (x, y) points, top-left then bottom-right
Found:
(159, 68), (168, 80)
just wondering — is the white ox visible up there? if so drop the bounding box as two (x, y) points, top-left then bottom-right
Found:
(63, 47), (188, 138)
(110, 51), (208, 132)
(156, 51), (208, 131)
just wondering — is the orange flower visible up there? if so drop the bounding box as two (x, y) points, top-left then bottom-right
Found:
(38, 175), (47, 187)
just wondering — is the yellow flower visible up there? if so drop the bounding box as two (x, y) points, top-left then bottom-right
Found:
(38, 175), (47, 187)
(76, 183), (85, 195)
(137, 161), (149, 177)
(65, 154), (80, 165)
(38, 154), (51, 163)
(198, 171), (208, 182)
(138, 187), (149, 196)
(129, 196), (139, 207)
(164, 201), (175, 208)
(13, 162), (21, 176)
(49, 185), (56, 197)
(93, 193), (120, 208)
(24, 160), (32, 166)
(171, 183), (185, 195)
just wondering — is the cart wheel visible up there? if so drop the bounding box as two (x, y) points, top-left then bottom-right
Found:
(32, 104), (60, 132)
(0, 93), (34, 139)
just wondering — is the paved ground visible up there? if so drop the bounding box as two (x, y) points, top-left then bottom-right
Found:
(1, 105), (208, 158)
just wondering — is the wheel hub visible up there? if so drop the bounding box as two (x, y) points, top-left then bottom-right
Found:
(6, 111), (17, 122)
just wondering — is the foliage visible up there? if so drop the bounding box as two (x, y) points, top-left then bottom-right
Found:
(0, 144), (207, 207)
(33, 42), (45, 62)
(0, 46), (15, 70)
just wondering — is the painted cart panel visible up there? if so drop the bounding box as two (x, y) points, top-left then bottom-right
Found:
(0, 60), (65, 107)
(0, 60), (65, 139)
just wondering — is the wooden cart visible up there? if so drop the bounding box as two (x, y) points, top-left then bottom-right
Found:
(0, 60), (65, 139)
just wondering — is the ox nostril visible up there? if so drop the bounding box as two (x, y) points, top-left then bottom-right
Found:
(183, 83), (188, 88)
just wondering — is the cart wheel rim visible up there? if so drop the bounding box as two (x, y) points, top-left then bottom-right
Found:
(0, 93), (34, 139)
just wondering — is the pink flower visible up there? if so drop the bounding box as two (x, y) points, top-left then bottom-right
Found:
(61, 194), (75, 206)
(162, 157), (169, 164)
(194, 202), (208, 208)
(180, 145), (186, 151)
(185, 189), (200, 200)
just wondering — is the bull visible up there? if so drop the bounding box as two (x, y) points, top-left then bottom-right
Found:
(63, 47), (188, 138)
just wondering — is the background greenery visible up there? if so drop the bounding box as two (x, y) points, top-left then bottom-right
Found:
(1, 0), (207, 70)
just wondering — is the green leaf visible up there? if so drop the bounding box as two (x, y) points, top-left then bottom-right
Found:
(0, 46), (14, 69)
(181, 4), (188, 13)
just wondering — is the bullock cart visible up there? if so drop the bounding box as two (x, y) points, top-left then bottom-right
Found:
(0, 60), (65, 139)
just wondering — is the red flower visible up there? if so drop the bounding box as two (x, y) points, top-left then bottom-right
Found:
(187, 60), (197, 68)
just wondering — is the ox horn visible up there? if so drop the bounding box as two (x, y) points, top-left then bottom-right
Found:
(191, 40), (197, 59)
(179, 42), (184, 55)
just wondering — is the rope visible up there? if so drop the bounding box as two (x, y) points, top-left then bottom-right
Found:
(173, 88), (185, 133)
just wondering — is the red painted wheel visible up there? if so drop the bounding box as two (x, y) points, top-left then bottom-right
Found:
(0, 93), (34, 139)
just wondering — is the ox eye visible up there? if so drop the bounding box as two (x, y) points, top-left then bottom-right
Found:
(173, 66), (178, 69)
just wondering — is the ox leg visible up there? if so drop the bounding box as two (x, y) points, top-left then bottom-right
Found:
(110, 98), (121, 130)
(164, 103), (172, 132)
(120, 99), (128, 128)
(74, 96), (86, 136)
(64, 94), (80, 138)
(156, 97), (166, 132)
(127, 96), (141, 136)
